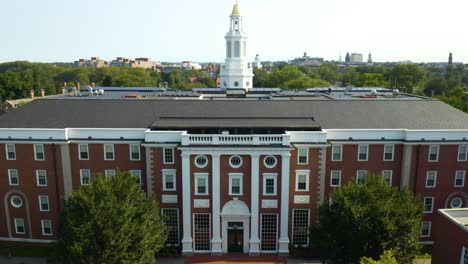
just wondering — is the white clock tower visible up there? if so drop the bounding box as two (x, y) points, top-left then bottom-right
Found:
(219, 1), (254, 91)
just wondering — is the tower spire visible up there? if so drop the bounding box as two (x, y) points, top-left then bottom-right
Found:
(232, 1), (240, 15)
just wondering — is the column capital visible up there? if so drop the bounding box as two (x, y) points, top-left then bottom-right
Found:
(281, 152), (292, 158)
(250, 153), (260, 158)
(181, 152), (191, 158)
(211, 153), (221, 158)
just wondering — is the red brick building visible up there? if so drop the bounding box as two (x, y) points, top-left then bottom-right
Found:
(0, 87), (467, 256)
(432, 208), (468, 264)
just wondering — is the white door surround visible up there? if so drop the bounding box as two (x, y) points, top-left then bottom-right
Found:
(221, 199), (250, 254)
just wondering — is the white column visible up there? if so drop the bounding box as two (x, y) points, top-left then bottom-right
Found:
(278, 153), (291, 255)
(249, 153), (260, 255)
(211, 153), (222, 255)
(181, 152), (193, 255)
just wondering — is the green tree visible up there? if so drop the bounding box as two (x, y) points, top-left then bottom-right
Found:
(57, 171), (167, 264)
(267, 65), (304, 87)
(360, 251), (398, 264)
(310, 175), (423, 264)
(341, 67), (360, 86)
(253, 68), (269, 87)
(424, 75), (449, 96)
(355, 73), (389, 87)
(316, 64), (340, 85)
(282, 75), (330, 89)
(389, 64), (427, 94)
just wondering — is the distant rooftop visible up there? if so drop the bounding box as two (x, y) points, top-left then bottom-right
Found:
(438, 209), (468, 232)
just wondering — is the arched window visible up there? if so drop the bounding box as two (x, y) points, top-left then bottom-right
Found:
(234, 41), (240, 58)
(242, 41), (246, 57)
(227, 41), (232, 58)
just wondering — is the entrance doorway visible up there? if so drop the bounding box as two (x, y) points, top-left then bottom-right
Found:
(227, 222), (243, 252)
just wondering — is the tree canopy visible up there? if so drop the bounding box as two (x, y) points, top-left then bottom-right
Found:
(310, 175), (423, 264)
(57, 171), (167, 264)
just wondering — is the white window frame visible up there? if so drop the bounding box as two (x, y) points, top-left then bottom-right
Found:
(36, 170), (47, 187)
(104, 169), (116, 177)
(420, 221), (431, 237)
(297, 147), (308, 165)
(194, 173), (209, 195)
(428, 145), (439, 162)
(163, 147), (174, 164)
(382, 170), (392, 186)
(229, 155), (243, 168)
(423, 197), (434, 213)
(295, 170), (310, 192)
(331, 145), (342, 161)
(458, 145), (468, 162)
(80, 169), (91, 186)
(14, 218), (25, 234)
(8, 169), (19, 186)
(425, 171), (437, 188)
(356, 170), (367, 185)
(357, 144), (369, 161)
(330, 170), (341, 187)
(78, 144), (89, 160)
(455, 171), (465, 187)
(291, 209), (310, 247)
(129, 144), (140, 161)
(6, 143), (16, 160)
(263, 155), (277, 168)
(461, 246), (468, 264)
(263, 173), (278, 196)
(228, 173), (243, 195)
(131, 170), (142, 185)
(162, 169), (176, 191)
(41, 219), (52, 236)
(104, 144), (114, 161)
(38, 195), (50, 212)
(194, 155), (208, 168)
(383, 144), (394, 161)
(34, 144), (45, 161)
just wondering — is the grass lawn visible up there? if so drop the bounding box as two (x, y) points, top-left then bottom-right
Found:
(0, 242), (55, 257)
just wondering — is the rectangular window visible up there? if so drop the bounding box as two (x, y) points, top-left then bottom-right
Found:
(194, 173), (208, 195)
(131, 170), (142, 185)
(461, 247), (468, 264)
(8, 169), (19, 186)
(428, 145), (439, 162)
(130, 144), (140, 160)
(458, 145), (468, 161)
(104, 144), (114, 160)
(425, 171), (437, 188)
(6, 144), (16, 160)
(382, 170), (392, 186)
(330, 170), (341, 187)
(331, 145), (342, 161)
(193, 214), (210, 252)
(104, 169), (116, 178)
(455, 171), (465, 187)
(356, 170), (367, 185)
(260, 214), (278, 252)
(39, 195), (50, 212)
(295, 170), (310, 191)
(263, 173), (277, 196)
(423, 197), (434, 213)
(229, 173), (243, 195)
(162, 209), (179, 246)
(383, 144), (394, 161)
(14, 218), (25, 234)
(36, 170), (47, 186)
(358, 145), (368, 161)
(162, 169), (176, 191)
(78, 144), (89, 160)
(41, 219), (52, 236)
(80, 169), (91, 185)
(292, 209), (309, 246)
(297, 147), (308, 164)
(34, 144), (45, 161)
(420, 221), (431, 237)
(163, 147), (174, 164)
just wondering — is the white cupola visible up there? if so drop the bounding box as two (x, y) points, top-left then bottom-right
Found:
(219, 1), (254, 91)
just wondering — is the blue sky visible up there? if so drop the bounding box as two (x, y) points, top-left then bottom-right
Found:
(1, 0), (467, 63)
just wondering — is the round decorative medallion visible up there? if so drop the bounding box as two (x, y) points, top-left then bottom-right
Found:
(264, 155), (277, 168)
(450, 197), (462, 208)
(10, 196), (23, 208)
(195, 155), (208, 168)
(229, 155), (243, 168)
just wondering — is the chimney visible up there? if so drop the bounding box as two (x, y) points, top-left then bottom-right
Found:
(30, 90), (35, 99)
(61, 88), (66, 94)
(77, 82), (81, 91)
(91, 82), (95, 87)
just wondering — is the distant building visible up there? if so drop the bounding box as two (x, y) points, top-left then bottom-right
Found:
(432, 208), (468, 264)
(254, 54), (262, 69)
(73, 57), (108, 68)
(350, 53), (363, 64)
(345, 52), (350, 63)
(181, 61), (202, 71)
(449, 53), (453, 64)
(290, 52), (323, 68)
(367, 52), (373, 64)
